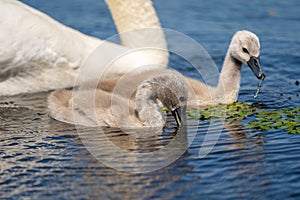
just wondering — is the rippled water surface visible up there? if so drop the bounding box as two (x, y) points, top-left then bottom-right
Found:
(1, 0), (300, 199)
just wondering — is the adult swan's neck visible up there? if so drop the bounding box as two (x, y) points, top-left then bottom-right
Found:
(106, 0), (169, 66)
(79, 0), (169, 80)
(106, 0), (167, 47)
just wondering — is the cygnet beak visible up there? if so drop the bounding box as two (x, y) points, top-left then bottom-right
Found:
(247, 56), (266, 80)
(172, 107), (186, 127)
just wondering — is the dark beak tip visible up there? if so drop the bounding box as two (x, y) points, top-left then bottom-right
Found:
(248, 56), (265, 81)
(257, 71), (266, 80)
(172, 107), (185, 127)
(260, 73), (266, 81)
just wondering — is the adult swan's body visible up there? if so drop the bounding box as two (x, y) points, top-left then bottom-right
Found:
(0, 0), (168, 96)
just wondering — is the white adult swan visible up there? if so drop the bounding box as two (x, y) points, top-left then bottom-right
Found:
(47, 69), (188, 128)
(0, 0), (168, 96)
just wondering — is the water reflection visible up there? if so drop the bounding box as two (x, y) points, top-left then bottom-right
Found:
(50, 119), (190, 173)
(0, 92), (194, 199)
(1, 90), (300, 199)
(49, 120), (192, 199)
(218, 120), (272, 199)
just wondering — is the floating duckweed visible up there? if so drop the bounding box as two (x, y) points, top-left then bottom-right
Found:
(249, 106), (300, 134)
(188, 102), (258, 122)
(188, 102), (300, 134)
(161, 107), (170, 112)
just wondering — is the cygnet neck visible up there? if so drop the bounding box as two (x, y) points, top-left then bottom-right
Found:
(135, 80), (164, 127)
(214, 50), (243, 104)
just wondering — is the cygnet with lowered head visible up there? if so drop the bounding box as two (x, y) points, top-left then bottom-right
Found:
(186, 30), (265, 106)
(48, 69), (188, 129)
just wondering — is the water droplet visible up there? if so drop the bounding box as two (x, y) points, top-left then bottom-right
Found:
(254, 79), (264, 99)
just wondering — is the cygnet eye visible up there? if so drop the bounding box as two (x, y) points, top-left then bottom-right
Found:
(242, 47), (249, 54)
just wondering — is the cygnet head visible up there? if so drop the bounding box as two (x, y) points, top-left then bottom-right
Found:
(135, 71), (188, 128)
(230, 30), (265, 80)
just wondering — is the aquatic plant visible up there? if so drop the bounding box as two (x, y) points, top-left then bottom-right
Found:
(187, 103), (300, 134)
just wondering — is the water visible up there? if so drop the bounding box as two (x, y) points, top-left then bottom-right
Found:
(1, 0), (300, 199)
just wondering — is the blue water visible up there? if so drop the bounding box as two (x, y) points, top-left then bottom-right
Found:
(1, 0), (300, 199)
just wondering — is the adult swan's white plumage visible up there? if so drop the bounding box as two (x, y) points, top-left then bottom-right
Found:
(0, 0), (168, 96)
